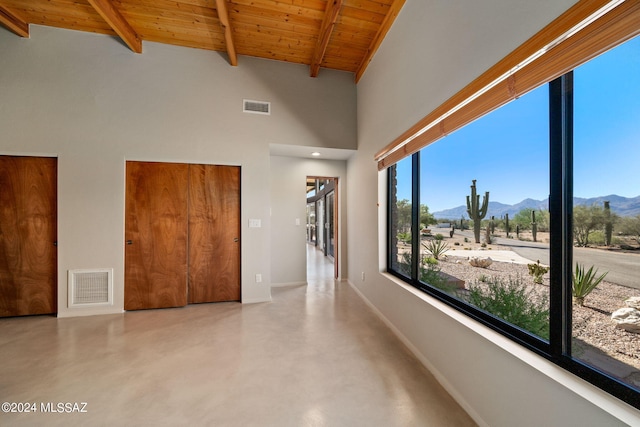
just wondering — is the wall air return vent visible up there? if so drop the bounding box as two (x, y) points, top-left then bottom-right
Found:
(68, 269), (113, 307)
(243, 99), (271, 115)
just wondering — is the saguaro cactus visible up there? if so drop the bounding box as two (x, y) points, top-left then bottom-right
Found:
(604, 201), (612, 246)
(466, 179), (489, 244)
(531, 210), (537, 242)
(505, 213), (510, 237)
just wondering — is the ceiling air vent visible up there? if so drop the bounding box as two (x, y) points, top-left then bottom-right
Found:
(243, 99), (271, 115)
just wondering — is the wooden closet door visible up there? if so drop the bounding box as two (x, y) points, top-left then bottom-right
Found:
(188, 165), (241, 303)
(125, 162), (189, 310)
(0, 156), (57, 317)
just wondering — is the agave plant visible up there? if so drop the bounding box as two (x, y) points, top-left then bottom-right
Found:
(422, 239), (449, 260)
(572, 263), (608, 306)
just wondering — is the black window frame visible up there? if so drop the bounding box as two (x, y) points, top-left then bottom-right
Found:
(387, 72), (640, 409)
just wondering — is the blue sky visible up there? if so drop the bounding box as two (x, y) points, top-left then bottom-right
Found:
(396, 35), (640, 214)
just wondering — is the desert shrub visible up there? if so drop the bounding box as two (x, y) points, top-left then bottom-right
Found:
(419, 261), (457, 294)
(424, 256), (438, 266)
(588, 230), (606, 246)
(573, 263), (608, 306)
(574, 204), (605, 247)
(397, 232), (411, 244)
(422, 239), (449, 260)
(513, 208), (550, 232)
(466, 276), (549, 339)
(616, 214), (640, 244)
(464, 237), (469, 243)
(527, 260), (549, 284)
(454, 242), (460, 246)
(434, 233), (444, 241)
(585, 231), (621, 246)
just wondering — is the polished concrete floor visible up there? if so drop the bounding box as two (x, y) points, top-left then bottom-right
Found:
(0, 245), (476, 426)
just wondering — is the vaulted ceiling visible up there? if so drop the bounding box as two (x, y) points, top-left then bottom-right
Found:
(0, 0), (405, 82)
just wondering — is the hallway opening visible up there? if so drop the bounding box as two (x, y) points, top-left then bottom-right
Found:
(306, 176), (338, 280)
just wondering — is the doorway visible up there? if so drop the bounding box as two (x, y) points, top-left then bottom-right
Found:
(305, 177), (338, 279)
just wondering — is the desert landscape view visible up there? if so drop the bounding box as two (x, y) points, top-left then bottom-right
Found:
(404, 226), (640, 387)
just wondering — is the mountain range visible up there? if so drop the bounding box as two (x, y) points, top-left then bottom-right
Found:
(432, 194), (640, 220)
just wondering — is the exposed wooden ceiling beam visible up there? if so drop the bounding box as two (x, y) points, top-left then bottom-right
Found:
(310, 0), (343, 77)
(355, 0), (405, 83)
(86, 0), (142, 53)
(0, 3), (29, 38)
(215, 0), (237, 66)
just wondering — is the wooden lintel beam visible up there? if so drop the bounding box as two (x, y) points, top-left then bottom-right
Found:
(355, 0), (405, 83)
(215, 0), (237, 66)
(0, 4), (29, 38)
(310, 0), (343, 77)
(87, 0), (142, 53)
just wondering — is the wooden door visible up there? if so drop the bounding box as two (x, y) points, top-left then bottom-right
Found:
(125, 162), (189, 310)
(188, 165), (241, 303)
(0, 156), (57, 317)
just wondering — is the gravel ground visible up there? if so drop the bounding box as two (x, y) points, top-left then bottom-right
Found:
(435, 254), (640, 372)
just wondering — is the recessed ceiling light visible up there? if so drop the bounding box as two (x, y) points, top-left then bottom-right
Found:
(311, 152), (321, 157)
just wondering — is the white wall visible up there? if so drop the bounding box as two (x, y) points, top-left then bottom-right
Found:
(350, 0), (640, 426)
(269, 156), (348, 286)
(0, 25), (356, 315)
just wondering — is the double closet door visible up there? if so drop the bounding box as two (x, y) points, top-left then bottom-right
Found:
(125, 162), (240, 310)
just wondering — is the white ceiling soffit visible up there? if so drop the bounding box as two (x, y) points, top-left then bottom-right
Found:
(269, 144), (355, 160)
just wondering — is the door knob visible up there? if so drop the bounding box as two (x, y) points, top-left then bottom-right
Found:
(233, 238), (239, 242)
(126, 240), (133, 245)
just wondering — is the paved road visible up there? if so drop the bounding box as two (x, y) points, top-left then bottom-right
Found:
(476, 232), (640, 290)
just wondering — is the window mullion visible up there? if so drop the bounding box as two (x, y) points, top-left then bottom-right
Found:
(387, 166), (397, 271)
(561, 73), (574, 357)
(549, 73), (574, 357)
(411, 153), (420, 281)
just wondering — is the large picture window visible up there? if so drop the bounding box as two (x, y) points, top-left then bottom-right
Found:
(387, 35), (640, 408)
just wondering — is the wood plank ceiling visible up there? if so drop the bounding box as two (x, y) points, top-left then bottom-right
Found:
(0, 0), (405, 82)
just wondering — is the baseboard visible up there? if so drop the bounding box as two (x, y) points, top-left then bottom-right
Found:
(57, 308), (125, 318)
(270, 281), (307, 288)
(241, 296), (273, 304)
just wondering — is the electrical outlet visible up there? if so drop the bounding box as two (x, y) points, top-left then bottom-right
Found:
(255, 273), (262, 283)
(361, 272), (365, 281)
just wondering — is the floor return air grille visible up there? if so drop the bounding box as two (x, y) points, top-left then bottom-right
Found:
(68, 269), (113, 307)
